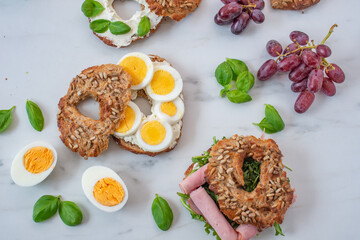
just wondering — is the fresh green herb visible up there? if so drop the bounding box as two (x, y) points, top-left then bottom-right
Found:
(90, 19), (111, 33)
(138, 16), (151, 37)
(0, 106), (15, 133)
(192, 151), (211, 168)
(204, 184), (219, 203)
(254, 104), (285, 134)
(33, 195), (60, 222)
(220, 84), (232, 97)
(81, 0), (105, 17)
(226, 90), (252, 103)
(284, 164), (293, 171)
(152, 194), (173, 231)
(59, 201), (83, 226)
(213, 136), (219, 145)
(274, 222), (285, 236)
(236, 71), (254, 93)
(242, 157), (261, 192)
(215, 62), (233, 87)
(109, 21), (131, 35)
(26, 100), (44, 132)
(226, 58), (248, 79)
(286, 177), (290, 182)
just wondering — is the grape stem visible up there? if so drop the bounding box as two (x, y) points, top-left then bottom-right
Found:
(321, 24), (338, 45)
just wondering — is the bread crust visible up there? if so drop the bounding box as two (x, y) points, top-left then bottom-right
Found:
(146, 0), (202, 21)
(57, 64), (131, 159)
(271, 0), (320, 10)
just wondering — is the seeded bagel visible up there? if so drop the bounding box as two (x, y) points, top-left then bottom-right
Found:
(57, 64), (131, 159)
(271, 0), (320, 10)
(146, 0), (202, 21)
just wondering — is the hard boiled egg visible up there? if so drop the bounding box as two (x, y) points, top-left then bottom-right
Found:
(153, 97), (184, 124)
(135, 119), (173, 152)
(145, 63), (183, 102)
(113, 101), (142, 137)
(10, 141), (57, 187)
(118, 52), (154, 90)
(82, 166), (128, 212)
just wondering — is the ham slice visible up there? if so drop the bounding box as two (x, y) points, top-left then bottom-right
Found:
(179, 164), (208, 194)
(188, 198), (202, 215)
(190, 187), (238, 240)
(236, 224), (259, 240)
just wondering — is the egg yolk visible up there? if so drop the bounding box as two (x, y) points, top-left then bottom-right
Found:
(150, 70), (175, 95)
(141, 121), (166, 145)
(116, 106), (135, 133)
(93, 177), (125, 207)
(23, 146), (54, 174)
(120, 56), (147, 86)
(160, 102), (177, 116)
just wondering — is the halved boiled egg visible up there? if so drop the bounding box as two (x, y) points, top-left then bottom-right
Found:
(145, 64), (183, 102)
(153, 97), (185, 124)
(82, 166), (128, 212)
(135, 119), (173, 152)
(118, 52), (154, 90)
(113, 101), (142, 137)
(10, 141), (57, 187)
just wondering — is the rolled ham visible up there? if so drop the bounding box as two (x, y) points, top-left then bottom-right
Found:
(188, 198), (202, 215)
(236, 224), (259, 240)
(179, 164), (208, 194)
(190, 187), (238, 240)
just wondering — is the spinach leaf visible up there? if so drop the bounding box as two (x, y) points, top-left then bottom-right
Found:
(152, 194), (173, 231)
(274, 222), (285, 236)
(90, 19), (110, 33)
(81, 0), (104, 17)
(138, 16), (151, 37)
(226, 90), (252, 103)
(226, 58), (248, 79)
(33, 195), (60, 222)
(59, 201), (83, 226)
(26, 100), (44, 132)
(0, 106), (15, 133)
(242, 157), (261, 192)
(109, 21), (131, 35)
(236, 71), (254, 93)
(215, 62), (233, 86)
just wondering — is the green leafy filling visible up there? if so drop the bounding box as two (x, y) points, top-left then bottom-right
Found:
(242, 157), (261, 192)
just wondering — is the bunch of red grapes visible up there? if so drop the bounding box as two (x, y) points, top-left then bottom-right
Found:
(214, 0), (265, 35)
(257, 24), (345, 113)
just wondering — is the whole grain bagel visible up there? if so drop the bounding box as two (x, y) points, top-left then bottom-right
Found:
(271, 0), (320, 10)
(57, 64), (131, 159)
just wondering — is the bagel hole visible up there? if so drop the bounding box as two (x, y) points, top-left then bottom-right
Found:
(133, 97), (152, 116)
(242, 157), (261, 193)
(77, 97), (100, 120)
(113, 0), (142, 20)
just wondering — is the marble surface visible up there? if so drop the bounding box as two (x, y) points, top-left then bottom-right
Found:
(1, 0), (359, 239)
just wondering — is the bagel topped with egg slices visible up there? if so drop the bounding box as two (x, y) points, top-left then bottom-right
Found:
(113, 52), (184, 156)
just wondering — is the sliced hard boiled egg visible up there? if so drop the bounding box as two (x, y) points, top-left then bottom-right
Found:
(114, 101), (142, 137)
(153, 97), (184, 124)
(10, 141), (57, 187)
(135, 119), (173, 152)
(82, 166), (128, 212)
(145, 64), (183, 102)
(118, 52), (154, 90)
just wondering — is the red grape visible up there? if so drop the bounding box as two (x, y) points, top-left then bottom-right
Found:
(257, 59), (278, 81)
(266, 40), (283, 57)
(307, 69), (324, 93)
(289, 31), (309, 45)
(289, 63), (313, 82)
(321, 77), (336, 96)
(325, 64), (345, 83)
(251, 0), (265, 10)
(291, 78), (308, 92)
(219, 2), (243, 21)
(283, 43), (301, 55)
(301, 50), (321, 68)
(221, 0), (238, 3)
(231, 12), (250, 35)
(214, 13), (232, 25)
(278, 54), (301, 72)
(316, 44), (332, 58)
(250, 9), (265, 24)
(294, 90), (315, 113)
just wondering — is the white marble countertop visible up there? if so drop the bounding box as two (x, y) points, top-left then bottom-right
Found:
(1, 0), (359, 239)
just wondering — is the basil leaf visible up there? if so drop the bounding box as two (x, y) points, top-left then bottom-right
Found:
(274, 222), (285, 236)
(109, 21), (131, 35)
(152, 194), (173, 231)
(81, 0), (105, 17)
(226, 90), (252, 103)
(33, 195), (60, 222)
(253, 118), (278, 134)
(0, 106), (15, 133)
(138, 16), (151, 37)
(215, 62), (233, 87)
(26, 100), (44, 132)
(236, 71), (254, 93)
(264, 104), (285, 132)
(90, 19), (110, 33)
(220, 84), (232, 97)
(226, 58), (248, 79)
(59, 201), (83, 226)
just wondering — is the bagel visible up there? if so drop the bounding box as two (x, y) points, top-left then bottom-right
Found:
(57, 64), (132, 159)
(112, 53), (184, 156)
(271, 0), (320, 10)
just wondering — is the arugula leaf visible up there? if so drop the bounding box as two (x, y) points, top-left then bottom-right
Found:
(192, 151), (210, 168)
(284, 164), (293, 171)
(242, 157), (261, 192)
(274, 222), (285, 236)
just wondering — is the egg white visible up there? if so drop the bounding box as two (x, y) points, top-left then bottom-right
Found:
(81, 166), (128, 213)
(10, 141), (57, 187)
(117, 52), (154, 90)
(145, 63), (183, 102)
(113, 101), (142, 137)
(153, 97), (185, 124)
